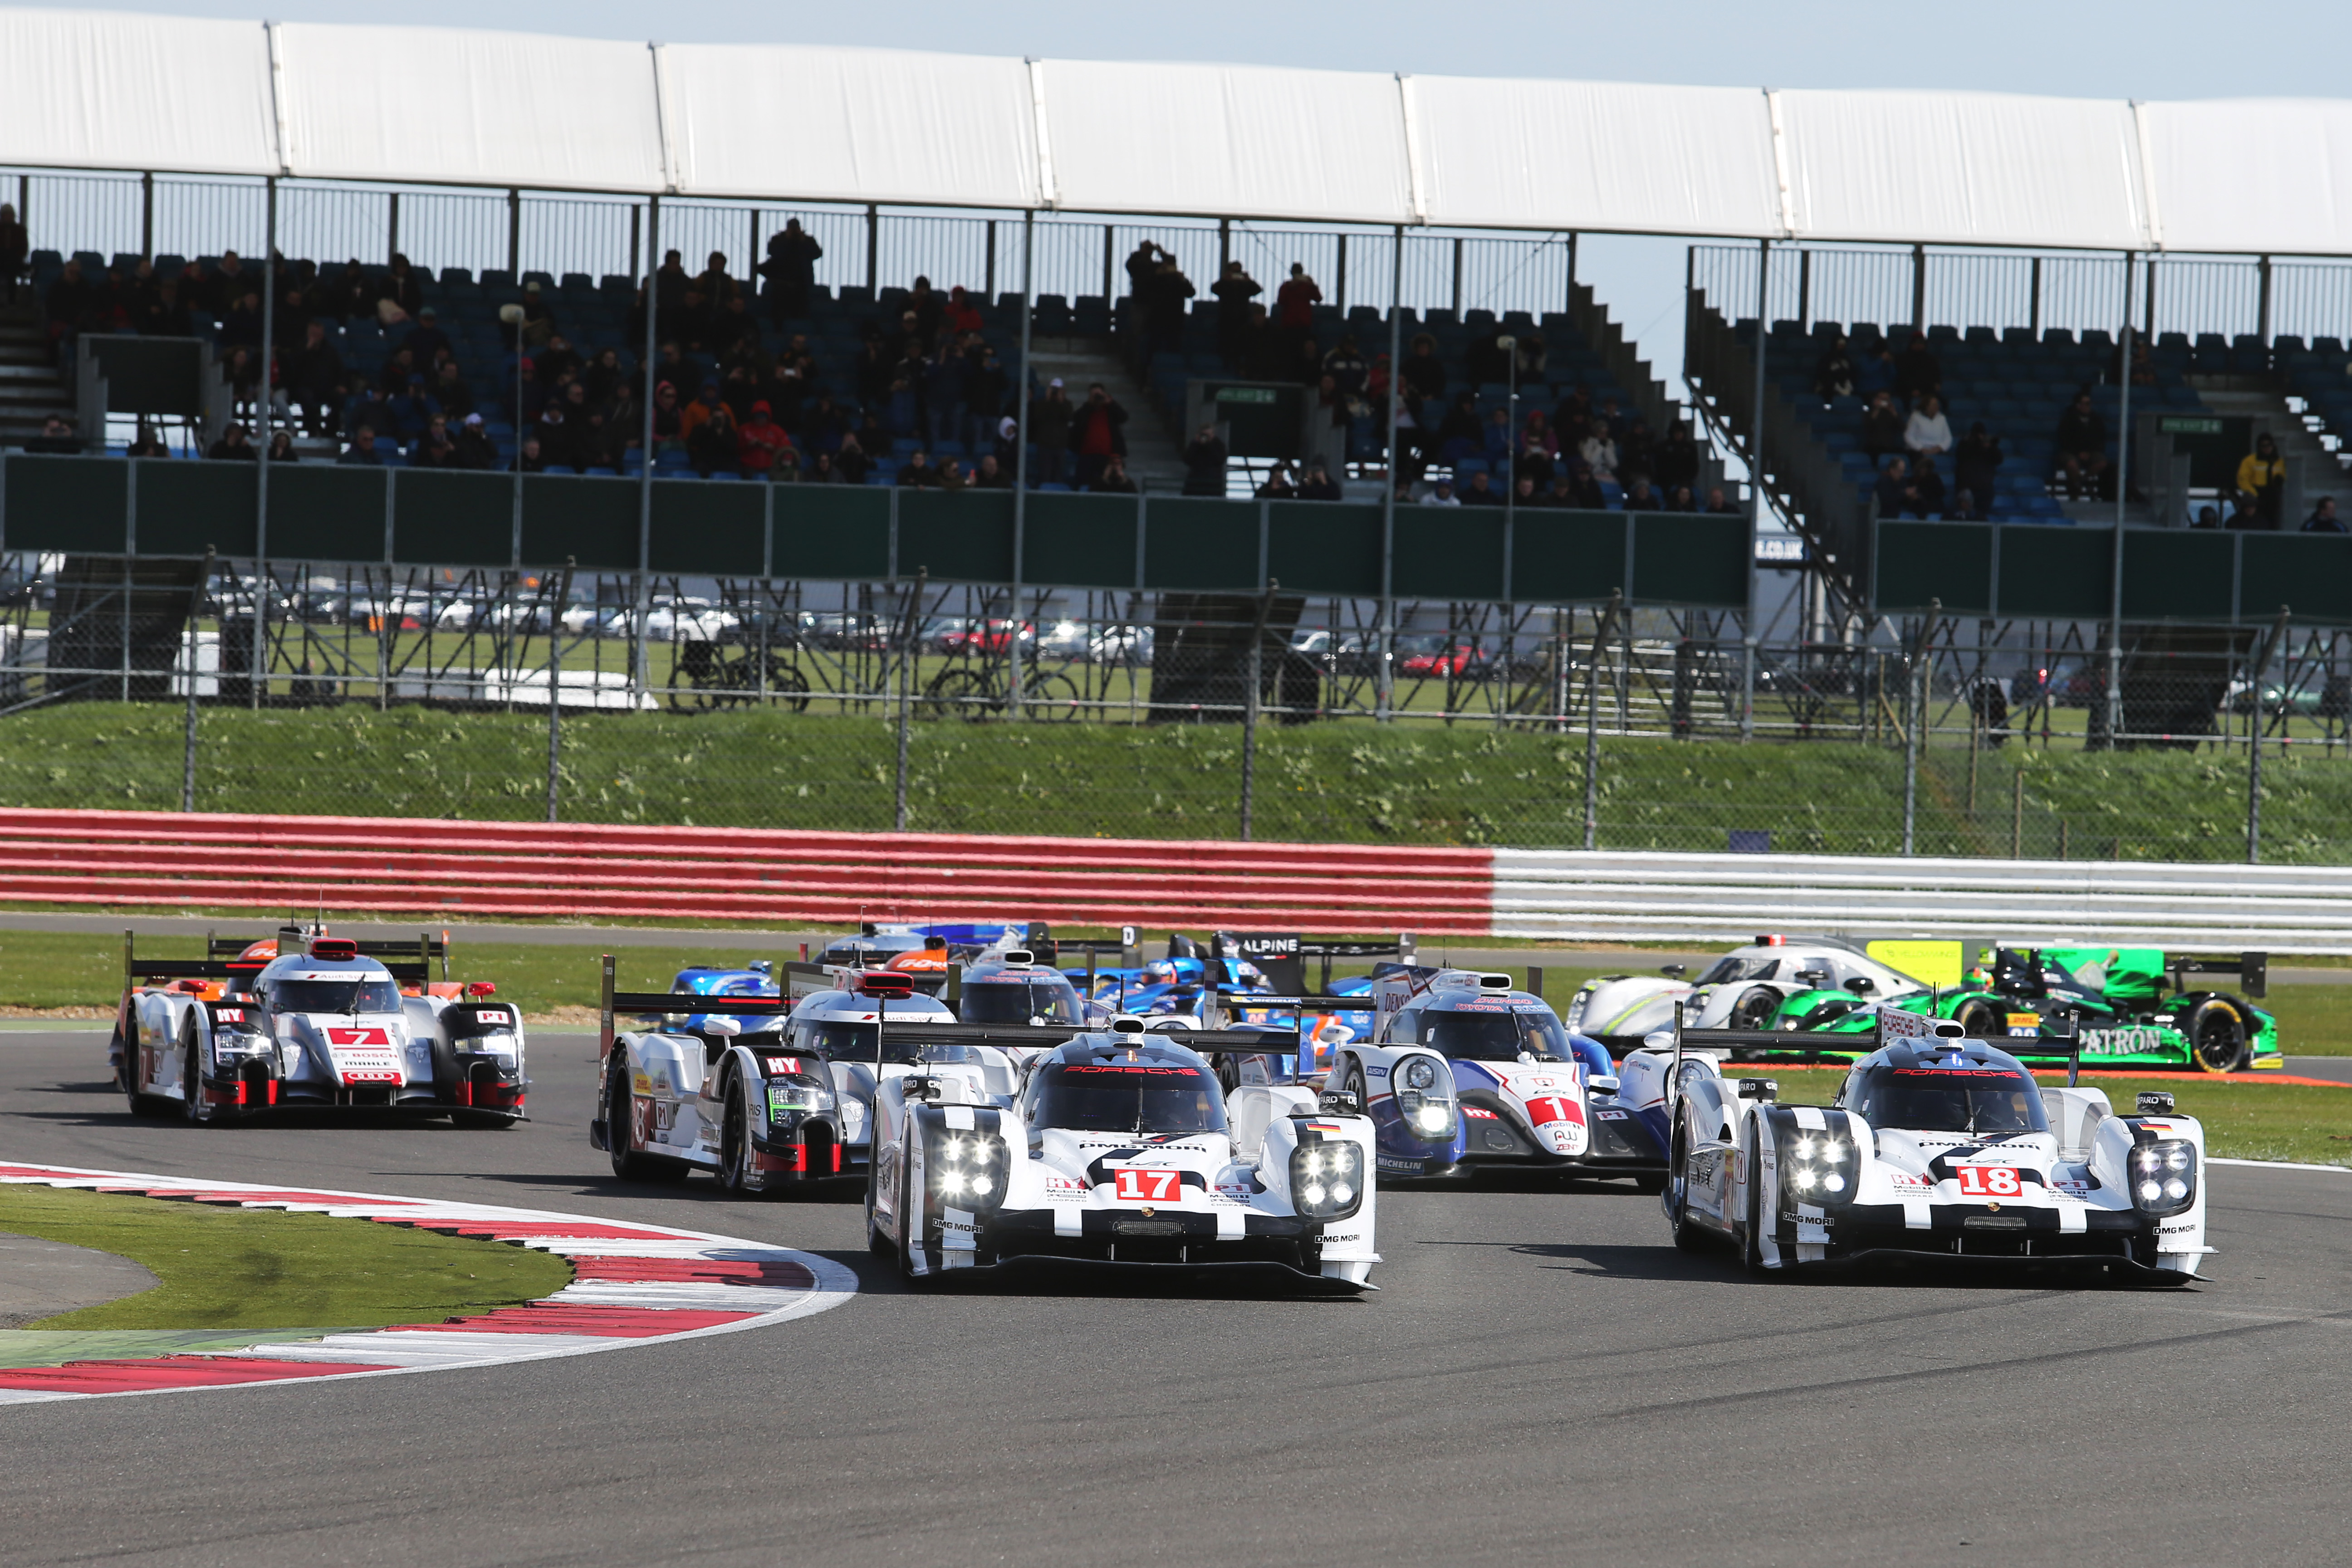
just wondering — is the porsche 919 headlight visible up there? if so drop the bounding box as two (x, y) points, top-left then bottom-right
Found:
(1777, 1126), (1857, 1206)
(1289, 1140), (1363, 1222)
(2130, 1139), (2197, 1215)
(930, 1130), (1007, 1207)
(766, 1081), (835, 1119)
(1393, 1054), (1458, 1142)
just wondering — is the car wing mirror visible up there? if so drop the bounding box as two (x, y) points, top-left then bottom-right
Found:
(1587, 1074), (1621, 1095)
(1736, 1078), (1779, 1101)
(1794, 969), (1829, 987)
(703, 1015), (742, 1036)
(1845, 977), (1876, 995)
(1659, 964), (1687, 978)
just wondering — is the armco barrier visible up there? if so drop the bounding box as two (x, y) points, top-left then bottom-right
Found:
(2, 808), (2349, 950)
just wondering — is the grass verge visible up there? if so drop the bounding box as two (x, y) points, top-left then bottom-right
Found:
(0, 1184), (572, 1330)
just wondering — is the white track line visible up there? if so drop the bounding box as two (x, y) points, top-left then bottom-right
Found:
(0, 1162), (857, 1402)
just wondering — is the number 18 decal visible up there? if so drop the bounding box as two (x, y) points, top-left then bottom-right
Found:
(1954, 1164), (2024, 1197)
(1114, 1168), (1181, 1202)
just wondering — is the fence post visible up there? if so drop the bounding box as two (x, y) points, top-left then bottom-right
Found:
(985, 220), (997, 301)
(1219, 218), (1230, 274)
(1240, 579), (1279, 842)
(1100, 223), (1114, 301)
(2029, 255), (2042, 335)
(2249, 606), (2290, 863)
(1334, 234), (1348, 314)
(2258, 254), (2274, 343)
(1378, 223), (1403, 724)
(633, 195), (660, 706)
(1743, 238), (1769, 742)
(140, 172), (153, 261)
(1909, 243), (1926, 330)
(252, 174), (276, 710)
(1450, 238), (1464, 317)
(1902, 599), (1939, 857)
(895, 567), (925, 832)
(183, 548), (211, 812)
(2103, 251), (2135, 749)
(1009, 212), (1034, 717)
(547, 559), (571, 824)
(2012, 764), (2024, 859)
(388, 192), (401, 265)
(1583, 590), (1620, 851)
(506, 188), (520, 275)
(864, 204), (878, 293)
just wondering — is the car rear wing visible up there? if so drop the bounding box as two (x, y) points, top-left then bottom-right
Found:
(125, 927), (444, 989)
(2166, 951), (2267, 1000)
(1666, 1009), (2083, 1088)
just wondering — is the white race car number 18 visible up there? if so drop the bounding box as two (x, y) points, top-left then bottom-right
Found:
(1954, 1164), (2024, 1197)
(1114, 1168), (1181, 1202)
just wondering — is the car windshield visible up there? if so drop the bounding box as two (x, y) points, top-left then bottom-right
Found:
(274, 977), (402, 1014)
(1029, 1061), (1229, 1135)
(1696, 956), (1779, 985)
(1849, 1064), (2049, 1135)
(797, 1019), (980, 1067)
(1418, 1005), (1573, 1061)
(960, 979), (1084, 1024)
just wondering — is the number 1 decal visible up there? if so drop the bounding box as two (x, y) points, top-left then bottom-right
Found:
(1954, 1164), (2023, 1197)
(1113, 1168), (1181, 1201)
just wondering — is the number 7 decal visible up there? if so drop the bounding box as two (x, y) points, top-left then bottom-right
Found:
(1114, 1168), (1181, 1201)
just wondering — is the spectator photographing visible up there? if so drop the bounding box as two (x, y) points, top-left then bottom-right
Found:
(1954, 422), (2003, 512)
(1862, 390), (1906, 459)
(1813, 333), (1856, 401)
(1183, 422), (1228, 497)
(2053, 392), (2110, 501)
(1904, 393), (1952, 458)
(759, 219), (823, 323)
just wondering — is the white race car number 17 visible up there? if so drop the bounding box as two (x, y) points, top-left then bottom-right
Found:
(1114, 1168), (1181, 1202)
(1954, 1165), (2024, 1197)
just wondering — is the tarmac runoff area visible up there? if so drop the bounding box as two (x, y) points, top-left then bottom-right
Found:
(0, 1029), (2347, 1566)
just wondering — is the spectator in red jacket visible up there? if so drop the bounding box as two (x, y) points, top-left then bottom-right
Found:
(738, 401), (795, 477)
(1067, 383), (1127, 488)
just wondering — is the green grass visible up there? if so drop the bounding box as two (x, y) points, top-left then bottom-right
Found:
(1765, 1071), (2352, 1168)
(10, 700), (2352, 859)
(0, 1183), (572, 1330)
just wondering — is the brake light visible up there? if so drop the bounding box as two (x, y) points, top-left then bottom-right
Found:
(310, 937), (359, 961)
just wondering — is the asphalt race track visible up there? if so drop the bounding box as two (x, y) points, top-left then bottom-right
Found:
(2, 1029), (2346, 1568)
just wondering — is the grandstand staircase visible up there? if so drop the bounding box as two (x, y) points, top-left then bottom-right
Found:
(0, 304), (72, 447)
(1025, 338), (1188, 492)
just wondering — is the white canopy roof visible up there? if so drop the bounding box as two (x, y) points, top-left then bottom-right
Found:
(4, 8), (2351, 255)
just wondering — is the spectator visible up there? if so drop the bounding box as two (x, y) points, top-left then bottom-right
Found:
(905, 274), (942, 350)
(2053, 392), (2110, 501)
(343, 377), (392, 443)
(454, 413), (499, 471)
(1514, 431), (1554, 490)
(1594, 396), (1630, 441)
(1855, 337), (1897, 400)
(1622, 478), (1662, 511)
(2126, 340), (2158, 388)
(962, 348), (1008, 451)
(2191, 504), (2222, 529)
(1459, 471), (1503, 506)
(650, 380), (685, 456)
(27, 414), (82, 454)
(264, 429), (296, 462)
(686, 396), (740, 476)
(1401, 334), (1446, 399)
(935, 458), (970, 493)
(897, 450), (938, 487)
(2225, 491), (2265, 530)
(431, 360), (474, 422)
(1509, 474), (1539, 509)
(1481, 406), (1514, 466)
(1463, 326), (1510, 387)
(833, 432), (870, 485)
(0, 202), (24, 305)
(1704, 485), (1741, 515)
(400, 306), (450, 366)
(974, 454), (1012, 490)
(337, 426), (386, 466)
(1144, 250), (1194, 360)
(376, 253), (422, 324)
(2238, 433), (2287, 526)
(1434, 393), (1483, 465)
(808, 451), (841, 484)
(1274, 263), (1321, 344)
(1560, 458), (1606, 510)
(1091, 455), (1138, 495)
(924, 340), (964, 449)
(1068, 382), (1127, 488)
(412, 416), (460, 469)
(135, 274), (192, 337)
(284, 319), (347, 437)
(1211, 261), (1262, 371)
(1666, 485), (1698, 513)
(1323, 336), (1369, 397)
(1913, 454), (1947, 517)
(1618, 418), (1656, 485)
(1948, 487), (1984, 522)
(1297, 460), (1343, 502)
(1875, 456), (1919, 517)
(1421, 478), (1461, 506)
(220, 345), (263, 417)
(2304, 496), (2345, 533)
(1578, 419), (1619, 484)
(202, 250), (249, 317)
(943, 287), (983, 338)
(1813, 333), (1856, 401)
(44, 257), (100, 350)
(759, 219), (823, 323)
(1894, 330), (1942, 404)
(1256, 461), (1298, 500)
(738, 401), (793, 477)
(1535, 475), (1573, 509)
(517, 435), (547, 474)
(1954, 422), (2003, 510)
(1904, 393), (1953, 458)
(1862, 390), (1906, 459)
(1182, 423), (1228, 497)
(387, 374), (439, 442)
(1653, 422), (1701, 493)
(678, 380), (725, 445)
(1029, 378), (1073, 487)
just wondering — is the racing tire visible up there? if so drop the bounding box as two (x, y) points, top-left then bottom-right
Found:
(1728, 985), (1782, 1032)
(896, 1144), (928, 1286)
(1343, 1063), (1368, 1113)
(181, 1039), (219, 1127)
(2184, 997), (2250, 1074)
(865, 1161), (892, 1258)
(604, 1057), (690, 1185)
(1952, 998), (2004, 1039)
(1666, 1130), (1707, 1254)
(1740, 1127), (1770, 1276)
(718, 1079), (765, 1197)
(118, 1029), (166, 1118)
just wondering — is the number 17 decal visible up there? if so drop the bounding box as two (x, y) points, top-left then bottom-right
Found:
(1954, 1165), (2024, 1197)
(1114, 1168), (1181, 1201)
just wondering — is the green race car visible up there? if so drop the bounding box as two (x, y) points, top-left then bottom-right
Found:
(1765, 946), (2281, 1074)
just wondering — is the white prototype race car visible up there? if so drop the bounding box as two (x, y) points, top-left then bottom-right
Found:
(114, 930), (525, 1126)
(1566, 935), (1932, 1051)
(867, 1018), (1382, 1290)
(1661, 1014), (2210, 1282)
